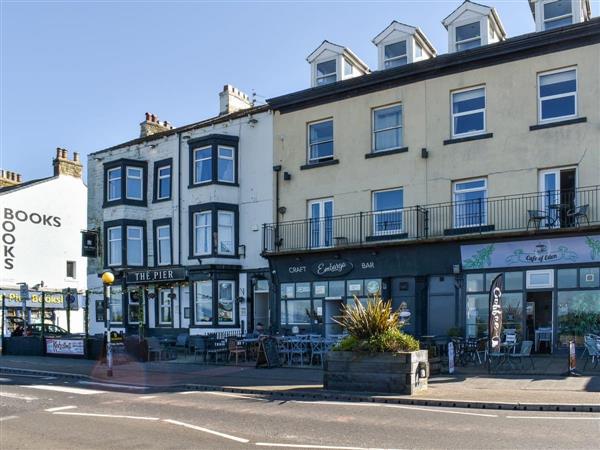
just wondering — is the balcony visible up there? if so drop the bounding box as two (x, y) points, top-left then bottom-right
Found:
(262, 185), (600, 254)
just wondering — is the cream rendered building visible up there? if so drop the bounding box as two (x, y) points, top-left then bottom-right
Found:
(264, 1), (600, 350)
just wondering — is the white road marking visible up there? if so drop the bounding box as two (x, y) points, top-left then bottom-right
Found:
(256, 443), (404, 450)
(45, 405), (77, 412)
(21, 385), (105, 395)
(78, 381), (147, 390)
(0, 392), (38, 401)
(292, 400), (498, 418)
(163, 419), (250, 443)
(53, 412), (160, 421)
(138, 395), (158, 400)
(0, 416), (19, 422)
(506, 415), (600, 420)
(181, 391), (268, 401)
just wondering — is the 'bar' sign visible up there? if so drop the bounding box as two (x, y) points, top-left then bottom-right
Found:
(125, 267), (187, 284)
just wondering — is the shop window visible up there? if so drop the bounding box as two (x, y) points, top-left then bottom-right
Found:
(347, 280), (364, 297)
(328, 281), (345, 297)
(504, 272), (523, 291)
(580, 268), (600, 288)
(109, 287), (123, 324)
(95, 300), (105, 322)
(296, 283), (311, 299)
(365, 279), (382, 295)
(281, 283), (295, 299)
(558, 268), (578, 288)
(502, 293), (523, 336)
(280, 301), (287, 325)
(485, 272), (501, 291)
(159, 290), (172, 325)
(287, 300), (311, 324)
(128, 290), (141, 324)
(217, 281), (235, 325)
(558, 290), (600, 347)
(466, 273), (484, 292)
(194, 280), (212, 325)
(313, 281), (328, 298)
(526, 269), (554, 289)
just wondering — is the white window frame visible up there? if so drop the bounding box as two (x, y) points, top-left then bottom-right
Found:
(217, 280), (236, 325)
(107, 226), (122, 267)
(453, 178), (488, 228)
(308, 198), (334, 249)
(193, 146), (212, 184)
(217, 146), (235, 183)
(307, 119), (334, 163)
(217, 210), (235, 256)
(372, 103), (403, 152)
(126, 226), (144, 266)
(542, 0), (573, 30)
(156, 225), (171, 266)
(193, 211), (212, 256)
(157, 165), (171, 200)
(125, 166), (143, 200)
(194, 280), (213, 325)
(315, 59), (337, 85)
(372, 188), (404, 236)
(383, 40), (408, 69)
(537, 67), (577, 124)
(107, 167), (121, 201)
(451, 86), (486, 138)
(455, 21), (481, 51)
(158, 290), (172, 325)
(526, 269), (555, 289)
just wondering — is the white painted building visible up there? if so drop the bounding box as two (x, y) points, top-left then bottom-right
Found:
(0, 150), (87, 333)
(87, 85), (273, 338)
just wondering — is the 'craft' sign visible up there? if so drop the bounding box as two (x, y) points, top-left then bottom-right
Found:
(311, 260), (354, 278)
(125, 267), (187, 284)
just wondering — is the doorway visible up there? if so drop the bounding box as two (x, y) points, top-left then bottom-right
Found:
(324, 299), (344, 336)
(526, 291), (553, 353)
(539, 167), (576, 228)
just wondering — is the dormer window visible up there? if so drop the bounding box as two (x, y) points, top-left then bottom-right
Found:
(384, 41), (408, 68)
(543, 0), (573, 30)
(316, 60), (337, 86)
(455, 22), (481, 51)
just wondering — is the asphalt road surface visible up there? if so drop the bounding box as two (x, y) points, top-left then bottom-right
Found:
(1, 373), (599, 449)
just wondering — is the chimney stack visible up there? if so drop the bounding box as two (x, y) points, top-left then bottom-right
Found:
(219, 85), (253, 116)
(0, 169), (23, 188)
(53, 147), (83, 178)
(140, 112), (174, 138)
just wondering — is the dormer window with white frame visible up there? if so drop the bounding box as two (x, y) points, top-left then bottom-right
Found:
(372, 21), (436, 71)
(307, 40), (370, 88)
(316, 59), (337, 86)
(529, 0), (590, 32)
(442, 1), (506, 54)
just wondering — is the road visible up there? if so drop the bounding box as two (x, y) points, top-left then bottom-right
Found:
(1, 373), (599, 449)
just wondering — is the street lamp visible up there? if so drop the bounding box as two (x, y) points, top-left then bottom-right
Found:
(101, 271), (115, 377)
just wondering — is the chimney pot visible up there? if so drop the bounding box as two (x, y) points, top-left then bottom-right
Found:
(17, 174), (22, 182)
(73, 152), (80, 162)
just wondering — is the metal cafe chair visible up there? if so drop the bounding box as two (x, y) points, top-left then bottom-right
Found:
(509, 340), (535, 371)
(567, 204), (590, 227)
(582, 335), (600, 369)
(310, 336), (326, 367)
(227, 336), (247, 365)
(527, 210), (547, 230)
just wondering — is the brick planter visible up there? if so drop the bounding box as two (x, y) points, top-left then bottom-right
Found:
(324, 350), (429, 394)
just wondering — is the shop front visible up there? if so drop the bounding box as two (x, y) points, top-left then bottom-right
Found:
(461, 234), (600, 351)
(268, 241), (460, 336)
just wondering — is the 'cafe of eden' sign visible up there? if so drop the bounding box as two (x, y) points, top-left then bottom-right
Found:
(311, 260), (354, 277)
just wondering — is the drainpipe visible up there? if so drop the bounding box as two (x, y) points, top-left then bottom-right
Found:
(273, 165), (281, 250)
(178, 132), (183, 330)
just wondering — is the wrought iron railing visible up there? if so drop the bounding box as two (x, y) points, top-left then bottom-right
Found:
(262, 185), (600, 254)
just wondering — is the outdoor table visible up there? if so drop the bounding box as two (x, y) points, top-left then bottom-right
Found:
(547, 203), (570, 227)
(534, 328), (552, 352)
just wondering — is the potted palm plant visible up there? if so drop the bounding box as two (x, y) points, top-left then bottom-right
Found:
(324, 294), (428, 394)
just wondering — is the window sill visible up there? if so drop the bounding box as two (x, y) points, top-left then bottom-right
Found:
(188, 181), (239, 189)
(300, 159), (340, 170)
(365, 232), (408, 242)
(152, 197), (172, 204)
(443, 133), (493, 145)
(529, 117), (587, 131)
(102, 199), (147, 208)
(365, 147), (408, 159)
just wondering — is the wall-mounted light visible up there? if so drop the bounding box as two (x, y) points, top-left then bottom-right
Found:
(238, 244), (246, 258)
(278, 206), (287, 215)
(283, 172), (292, 181)
(421, 148), (429, 159)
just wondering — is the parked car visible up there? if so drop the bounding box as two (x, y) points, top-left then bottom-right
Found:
(26, 323), (70, 337)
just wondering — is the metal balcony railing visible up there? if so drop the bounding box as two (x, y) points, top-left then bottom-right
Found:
(262, 185), (600, 254)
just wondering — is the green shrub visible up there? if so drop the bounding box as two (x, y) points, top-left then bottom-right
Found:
(332, 294), (420, 353)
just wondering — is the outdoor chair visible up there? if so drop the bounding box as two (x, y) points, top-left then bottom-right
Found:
(278, 337), (291, 365)
(206, 338), (228, 363)
(289, 336), (310, 366)
(527, 210), (547, 230)
(146, 337), (165, 361)
(190, 336), (207, 362)
(174, 333), (190, 358)
(227, 336), (247, 364)
(509, 340), (535, 370)
(566, 204), (590, 227)
(582, 335), (600, 370)
(309, 336), (326, 367)
(535, 327), (552, 352)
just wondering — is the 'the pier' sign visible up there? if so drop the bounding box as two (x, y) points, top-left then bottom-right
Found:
(125, 267), (187, 284)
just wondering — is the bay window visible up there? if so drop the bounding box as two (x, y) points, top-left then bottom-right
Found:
(107, 227), (122, 267)
(190, 204), (238, 258)
(104, 160), (147, 206)
(107, 168), (121, 201)
(194, 280), (213, 325)
(104, 220), (146, 268)
(126, 167), (143, 200)
(193, 147), (212, 184)
(193, 211), (212, 256)
(193, 279), (237, 327)
(218, 281), (235, 325)
(127, 226), (143, 266)
(155, 222), (172, 266)
(189, 135), (238, 186)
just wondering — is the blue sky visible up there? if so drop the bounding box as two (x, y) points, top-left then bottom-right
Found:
(1, 0), (598, 181)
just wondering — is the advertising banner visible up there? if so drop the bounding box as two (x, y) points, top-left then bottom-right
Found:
(461, 235), (600, 269)
(46, 338), (85, 356)
(0, 290), (65, 309)
(488, 274), (504, 355)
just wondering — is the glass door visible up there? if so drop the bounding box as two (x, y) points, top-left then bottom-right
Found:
(539, 168), (576, 228)
(308, 198), (334, 248)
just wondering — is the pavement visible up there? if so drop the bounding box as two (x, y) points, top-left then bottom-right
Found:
(1, 372), (599, 449)
(1, 355), (599, 412)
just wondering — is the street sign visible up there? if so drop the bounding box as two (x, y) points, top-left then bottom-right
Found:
(81, 230), (98, 257)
